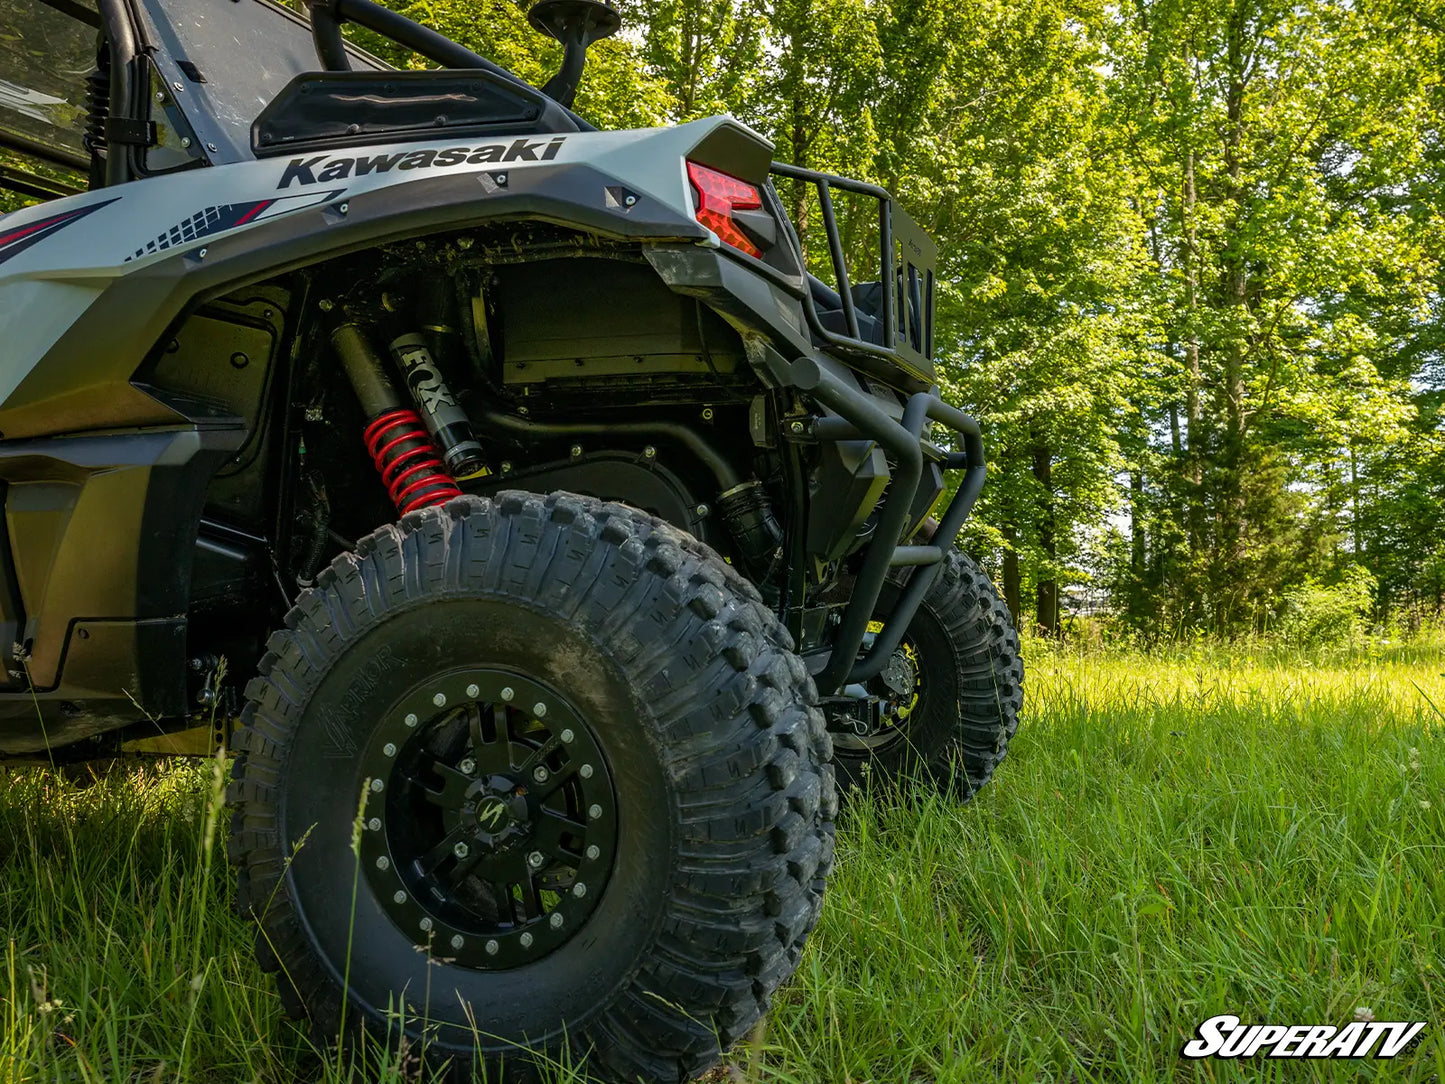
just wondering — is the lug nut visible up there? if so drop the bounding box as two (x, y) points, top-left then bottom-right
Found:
(383, 742), (397, 757)
(533, 702), (547, 717)
(376, 856), (390, 870)
(485, 939), (499, 955)
(368, 817), (381, 831)
(528, 851), (545, 868)
(586, 844), (600, 860)
(433, 692), (447, 707)
(579, 764), (594, 779)
(588, 804), (602, 820)
(404, 713), (418, 728)
(573, 882), (587, 898)
(560, 729), (574, 743)
(451, 934), (465, 950)
(371, 778), (384, 792)
(501, 687), (514, 701)
(466, 683), (480, 698)
(458, 758), (476, 775)
(520, 931), (534, 947)
(550, 913), (563, 929)
(533, 766), (549, 783)
(420, 917), (433, 932)
(453, 841), (470, 859)
(393, 890), (407, 904)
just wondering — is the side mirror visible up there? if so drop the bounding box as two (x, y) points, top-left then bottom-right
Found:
(527, 0), (620, 108)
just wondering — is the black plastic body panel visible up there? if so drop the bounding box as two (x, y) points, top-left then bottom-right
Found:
(253, 70), (580, 157)
(495, 258), (744, 384)
(0, 425), (243, 754)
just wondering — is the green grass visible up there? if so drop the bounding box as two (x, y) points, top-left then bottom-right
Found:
(2, 640), (1443, 1082)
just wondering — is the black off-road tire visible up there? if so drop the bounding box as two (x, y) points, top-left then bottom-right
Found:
(831, 548), (1022, 799)
(227, 492), (835, 1083)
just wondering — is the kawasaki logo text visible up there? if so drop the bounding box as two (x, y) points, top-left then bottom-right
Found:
(278, 138), (566, 189)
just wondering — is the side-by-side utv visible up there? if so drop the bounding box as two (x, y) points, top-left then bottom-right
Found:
(0, 0), (1022, 1078)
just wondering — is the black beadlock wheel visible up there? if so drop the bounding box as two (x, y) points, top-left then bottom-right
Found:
(829, 548), (1023, 799)
(226, 492), (836, 1083)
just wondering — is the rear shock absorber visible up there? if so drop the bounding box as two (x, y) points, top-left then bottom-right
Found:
(332, 324), (462, 514)
(388, 333), (487, 476)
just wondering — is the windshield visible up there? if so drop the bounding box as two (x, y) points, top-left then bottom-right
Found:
(134, 0), (385, 163)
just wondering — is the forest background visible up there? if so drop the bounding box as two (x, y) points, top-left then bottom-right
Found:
(351, 0), (1445, 644)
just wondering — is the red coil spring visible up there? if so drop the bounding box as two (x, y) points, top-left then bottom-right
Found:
(362, 408), (463, 515)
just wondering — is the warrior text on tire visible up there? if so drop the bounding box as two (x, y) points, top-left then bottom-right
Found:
(226, 492), (836, 1082)
(829, 548), (1023, 798)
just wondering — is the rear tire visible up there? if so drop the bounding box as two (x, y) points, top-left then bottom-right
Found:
(227, 492), (835, 1082)
(830, 548), (1022, 799)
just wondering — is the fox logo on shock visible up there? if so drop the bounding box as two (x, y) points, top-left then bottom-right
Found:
(1183, 1015), (1428, 1060)
(278, 137), (566, 189)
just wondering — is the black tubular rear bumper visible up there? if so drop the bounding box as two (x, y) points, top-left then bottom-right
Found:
(786, 356), (986, 695)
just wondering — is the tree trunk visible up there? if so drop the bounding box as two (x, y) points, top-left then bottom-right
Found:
(1002, 521), (1021, 622)
(1033, 441), (1058, 635)
(1181, 150), (1205, 580)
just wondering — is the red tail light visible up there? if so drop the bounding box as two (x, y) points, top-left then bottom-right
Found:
(686, 161), (764, 258)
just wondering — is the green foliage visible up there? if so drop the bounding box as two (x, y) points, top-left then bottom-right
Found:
(1276, 564), (1378, 645)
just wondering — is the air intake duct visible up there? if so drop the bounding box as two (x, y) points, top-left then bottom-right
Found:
(717, 480), (783, 581)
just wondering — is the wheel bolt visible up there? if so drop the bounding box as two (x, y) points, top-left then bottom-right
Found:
(560, 729), (574, 743)
(501, 687), (514, 701)
(573, 882), (587, 898)
(520, 932), (533, 947)
(579, 764), (593, 779)
(370, 778), (384, 792)
(528, 850), (545, 868)
(376, 856), (390, 870)
(459, 758), (476, 775)
(588, 804), (602, 820)
(550, 913), (563, 929)
(451, 934), (464, 950)
(393, 890), (406, 904)
(585, 844), (600, 860)
(404, 713), (418, 728)
(453, 841), (470, 859)
(383, 742), (397, 757)
(466, 683), (480, 698)
(533, 766), (549, 783)
(533, 702), (547, 717)
(433, 692), (447, 707)
(420, 917), (433, 932)
(368, 817), (381, 831)
(485, 939), (499, 955)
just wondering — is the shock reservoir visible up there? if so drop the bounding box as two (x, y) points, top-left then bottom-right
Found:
(388, 332), (487, 477)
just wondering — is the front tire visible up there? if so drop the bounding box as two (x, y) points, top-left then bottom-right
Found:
(227, 492), (835, 1082)
(830, 548), (1022, 798)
